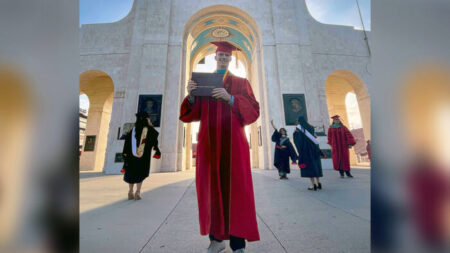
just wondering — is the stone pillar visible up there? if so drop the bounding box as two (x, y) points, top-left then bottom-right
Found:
(80, 106), (112, 172)
(357, 95), (371, 141)
(159, 45), (182, 172)
(250, 124), (259, 168)
(262, 45), (283, 170)
(103, 91), (126, 174)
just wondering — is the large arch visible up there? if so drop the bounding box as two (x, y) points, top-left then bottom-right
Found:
(325, 70), (371, 166)
(79, 70), (114, 172)
(180, 5), (265, 171)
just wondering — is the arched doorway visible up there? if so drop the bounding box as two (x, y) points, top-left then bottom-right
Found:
(79, 93), (89, 153)
(79, 70), (114, 172)
(325, 70), (371, 166)
(180, 5), (265, 171)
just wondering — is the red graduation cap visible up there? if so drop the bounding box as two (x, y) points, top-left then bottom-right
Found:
(331, 115), (340, 120)
(210, 41), (241, 54)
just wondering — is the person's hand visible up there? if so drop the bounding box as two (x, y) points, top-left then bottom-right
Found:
(280, 145), (287, 149)
(212, 88), (231, 102)
(187, 80), (197, 97)
(270, 119), (276, 130)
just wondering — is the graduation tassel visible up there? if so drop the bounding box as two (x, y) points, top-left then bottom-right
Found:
(235, 50), (239, 69)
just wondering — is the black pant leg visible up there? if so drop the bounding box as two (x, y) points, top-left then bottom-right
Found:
(229, 235), (245, 251)
(209, 234), (223, 242)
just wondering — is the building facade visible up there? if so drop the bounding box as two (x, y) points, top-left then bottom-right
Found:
(79, 0), (371, 173)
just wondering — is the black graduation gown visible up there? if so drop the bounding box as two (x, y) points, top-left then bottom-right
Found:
(272, 130), (298, 174)
(293, 128), (323, 178)
(122, 126), (161, 183)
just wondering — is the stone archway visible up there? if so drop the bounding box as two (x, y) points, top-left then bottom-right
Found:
(180, 5), (265, 171)
(79, 70), (114, 172)
(325, 70), (371, 166)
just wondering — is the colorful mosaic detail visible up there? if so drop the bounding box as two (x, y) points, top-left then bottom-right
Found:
(211, 27), (231, 38)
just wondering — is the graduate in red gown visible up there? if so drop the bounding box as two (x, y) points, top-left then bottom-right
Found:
(327, 115), (356, 178)
(179, 41), (260, 253)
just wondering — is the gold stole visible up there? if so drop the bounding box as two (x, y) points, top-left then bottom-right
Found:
(136, 127), (148, 158)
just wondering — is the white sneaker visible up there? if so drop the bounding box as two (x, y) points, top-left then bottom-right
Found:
(233, 249), (245, 253)
(205, 240), (226, 253)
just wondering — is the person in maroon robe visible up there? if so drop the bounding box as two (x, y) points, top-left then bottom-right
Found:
(407, 158), (450, 249)
(179, 41), (260, 253)
(366, 140), (371, 161)
(327, 115), (356, 178)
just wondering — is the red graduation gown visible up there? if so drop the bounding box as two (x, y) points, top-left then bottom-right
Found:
(179, 73), (260, 242)
(327, 125), (356, 171)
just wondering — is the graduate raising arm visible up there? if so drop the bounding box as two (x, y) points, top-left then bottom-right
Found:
(270, 119), (278, 131)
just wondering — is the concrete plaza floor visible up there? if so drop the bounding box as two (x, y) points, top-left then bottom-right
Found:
(80, 168), (370, 253)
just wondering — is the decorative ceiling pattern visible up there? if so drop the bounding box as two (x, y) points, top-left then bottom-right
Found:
(189, 15), (256, 63)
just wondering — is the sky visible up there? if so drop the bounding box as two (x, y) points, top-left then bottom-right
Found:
(305, 0), (370, 30)
(80, 94), (89, 112)
(79, 0), (371, 112)
(194, 54), (246, 78)
(79, 0), (134, 26)
(80, 0), (371, 30)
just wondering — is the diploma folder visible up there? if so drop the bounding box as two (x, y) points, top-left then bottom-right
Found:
(191, 72), (224, 97)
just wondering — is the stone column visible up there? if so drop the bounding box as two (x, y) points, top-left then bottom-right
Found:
(159, 44), (182, 172)
(357, 95), (371, 141)
(103, 90), (126, 174)
(262, 45), (283, 169)
(80, 105), (112, 172)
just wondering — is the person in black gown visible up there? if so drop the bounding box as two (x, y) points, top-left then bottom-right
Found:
(293, 116), (325, 190)
(270, 120), (298, 179)
(122, 111), (161, 200)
